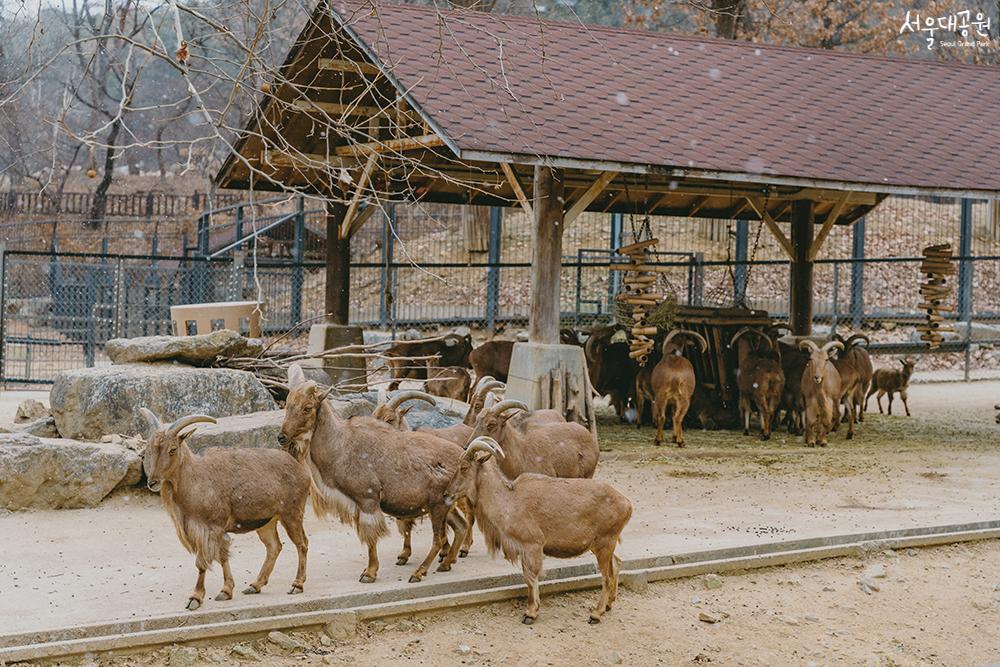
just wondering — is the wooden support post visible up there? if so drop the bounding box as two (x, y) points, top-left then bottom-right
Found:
(326, 201), (350, 325)
(789, 200), (815, 335)
(529, 165), (565, 344)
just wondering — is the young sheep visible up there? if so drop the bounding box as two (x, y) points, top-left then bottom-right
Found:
(799, 340), (844, 447)
(635, 329), (708, 447)
(139, 408), (310, 611)
(425, 366), (473, 402)
(731, 327), (785, 440)
(445, 437), (632, 625)
(866, 357), (916, 416)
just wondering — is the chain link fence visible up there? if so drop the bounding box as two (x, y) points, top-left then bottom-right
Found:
(2, 195), (999, 384)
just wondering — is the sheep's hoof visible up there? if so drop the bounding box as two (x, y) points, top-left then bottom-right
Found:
(396, 556), (409, 566)
(288, 585), (303, 595)
(847, 432), (854, 440)
(437, 563), (451, 572)
(522, 615), (535, 625)
(675, 441), (685, 448)
(408, 574), (423, 583)
(459, 550), (469, 558)
(588, 617), (601, 625)
(743, 429), (750, 436)
(818, 441), (829, 448)
(760, 433), (770, 441)
(359, 574), (376, 584)
(214, 591), (232, 601)
(186, 598), (201, 611)
(243, 585), (260, 595)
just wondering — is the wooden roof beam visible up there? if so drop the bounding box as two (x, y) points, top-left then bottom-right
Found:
(317, 58), (380, 75)
(687, 195), (710, 217)
(564, 171), (616, 225)
(745, 197), (794, 259)
(292, 100), (384, 118)
(266, 150), (361, 170)
(334, 133), (444, 157)
(341, 152), (379, 238)
(808, 191), (852, 261)
(500, 162), (534, 219)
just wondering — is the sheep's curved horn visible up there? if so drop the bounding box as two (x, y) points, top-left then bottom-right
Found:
(798, 339), (820, 352)
(474, 375), (497, 393)
(473, 380), (505, 403)
(377, 387), (388, 406)
(845, 333), (870, 348)
(755, 332), (774, 352)
(464, 436), (505, 460)
(488, 399), (528, 417)
(730, 326), (752, 348)
(166, 414), (217, 436)
(138, 407), (162, 432)
(821, 341), (845, 357)
(681, 330), (709, 353)
(387, 390), (437, 411)
(318, 384), (336, 403)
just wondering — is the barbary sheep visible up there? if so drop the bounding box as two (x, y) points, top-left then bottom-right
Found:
(866, 357), (916, 416)
(799, 340), (844, 447)
(139, 408), (310, 611)
(444, 437), (632, 625)
(278, 365), (466, 583)
(635, 329), (708, 446)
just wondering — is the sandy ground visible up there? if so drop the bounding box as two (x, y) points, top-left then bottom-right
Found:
(89, 539), (1000, 667)
(2, 381), (1000, 656)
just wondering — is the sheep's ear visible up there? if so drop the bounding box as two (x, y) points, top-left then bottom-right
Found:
(287, 364), (307, 389)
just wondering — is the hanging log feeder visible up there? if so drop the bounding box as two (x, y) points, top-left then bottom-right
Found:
(917, 243), (956, 350)
(615, 238), (661, 366)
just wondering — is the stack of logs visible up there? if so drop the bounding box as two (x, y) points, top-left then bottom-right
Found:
(616, 238), (661, 366)
(917, 242), (955, 350)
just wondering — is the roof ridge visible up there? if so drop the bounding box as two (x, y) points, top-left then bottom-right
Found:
(364, 0), (999, 74)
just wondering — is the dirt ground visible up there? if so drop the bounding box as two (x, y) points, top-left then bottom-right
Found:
(75, 539), (1000, 667)
(5, 381), (1000, 664)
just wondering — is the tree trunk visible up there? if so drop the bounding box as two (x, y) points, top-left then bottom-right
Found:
(87, 119), (123, 227)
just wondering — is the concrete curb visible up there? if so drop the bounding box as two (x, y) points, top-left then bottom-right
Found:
(4, 520), (1000, 662)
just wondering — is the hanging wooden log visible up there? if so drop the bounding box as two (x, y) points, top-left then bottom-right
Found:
(919, 241), (954, 351)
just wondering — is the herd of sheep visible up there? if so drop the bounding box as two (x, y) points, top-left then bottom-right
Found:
(140, 366), (629, 625)
(138, 327), (917, 626)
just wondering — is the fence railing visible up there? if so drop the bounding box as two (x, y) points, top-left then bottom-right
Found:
(0, 190), (245, 219)
(3, 245), (1000, 385)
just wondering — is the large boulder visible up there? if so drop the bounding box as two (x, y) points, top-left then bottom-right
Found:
(0, 433), (141, 510)
(51, 364), (277, 441)
(15, 398), (49, 423)
(187, 397), (376, 452)
(105, 330), (263, 366)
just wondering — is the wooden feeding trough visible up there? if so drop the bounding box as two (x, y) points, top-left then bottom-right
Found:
(917, 243), (955, 350)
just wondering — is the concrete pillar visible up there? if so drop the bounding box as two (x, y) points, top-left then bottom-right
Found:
(528, 165), (565, 343)
(789, 200), (815, 335)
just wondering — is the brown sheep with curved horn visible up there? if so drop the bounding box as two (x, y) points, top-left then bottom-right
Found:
(832, 332), (873, 423)
(636, 329), (708, 447)
(799, 340), (844, 446)
(139, 408), (311, 611)
(731, 327), (786, 440)
(444, 436), (632, 625)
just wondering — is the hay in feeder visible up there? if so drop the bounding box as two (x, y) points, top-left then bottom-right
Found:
(646, 294), (679, 331)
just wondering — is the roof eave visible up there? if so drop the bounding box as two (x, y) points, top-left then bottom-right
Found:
(458, 149), (1000, 201)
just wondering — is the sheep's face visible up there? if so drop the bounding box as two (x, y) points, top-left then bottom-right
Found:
(470, 408), (520, 441)
(444, 452), (486, 506)
(143, 430), (185, 493)
(804, 347), (836, 385)
(280, 382), (323, 460)
(901, 358), (916, 374)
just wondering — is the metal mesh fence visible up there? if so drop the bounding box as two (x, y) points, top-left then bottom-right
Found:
(3, 194), (1000, 383)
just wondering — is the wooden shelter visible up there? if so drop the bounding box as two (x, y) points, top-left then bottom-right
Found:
(216, 1), (1000, 401)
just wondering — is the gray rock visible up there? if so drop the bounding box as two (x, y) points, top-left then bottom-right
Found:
(455, 645), (473, 656)
(698, 611), (722, 624)
(777, 615), (800, 626)
(14, 416), (60, 438)
(231, 644), (260, 660)
(703, 573), (723, 589)
(51, 364), (276, 441)
(267, 630), (307, 651)
(605, 651), (623, 665)
(187, 411), (284, 453)
(356, 391), (466, 429)
(863, 564), (887, 579)
(0, 433), (141, 510)
(15, 399), (48, 424)
(106, 330), (263, 366)
(324, 611), (359, 641)
(859, 578), (880, 594)
(167, 646), (199, 667)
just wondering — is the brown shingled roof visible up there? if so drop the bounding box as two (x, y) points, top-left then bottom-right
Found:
(333, 1), (1000, 196)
